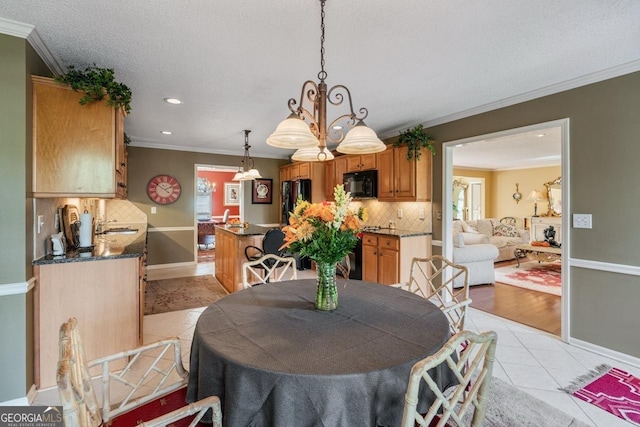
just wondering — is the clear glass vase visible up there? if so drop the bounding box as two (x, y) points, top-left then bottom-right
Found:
(315, 262), (338, 311)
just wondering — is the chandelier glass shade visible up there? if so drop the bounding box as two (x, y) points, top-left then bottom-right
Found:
(266, 0), (386, 161)
(232, 130), (262, 181)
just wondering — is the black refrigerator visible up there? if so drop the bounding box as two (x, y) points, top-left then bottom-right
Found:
(281, 179), (312, 270)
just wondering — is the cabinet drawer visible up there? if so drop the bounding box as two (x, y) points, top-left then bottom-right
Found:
(379, 236), (399, 250)
(362, 233), (378, 246)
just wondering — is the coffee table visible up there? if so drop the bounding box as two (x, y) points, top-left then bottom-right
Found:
(514, 243), (562, 267)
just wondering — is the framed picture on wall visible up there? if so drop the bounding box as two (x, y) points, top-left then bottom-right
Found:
(224, 182), (240, 206)
(252, 179), (273, 204)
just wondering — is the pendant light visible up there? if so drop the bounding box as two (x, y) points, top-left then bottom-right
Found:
(232, 130), (262, 181)
(266, 0), (385, 161)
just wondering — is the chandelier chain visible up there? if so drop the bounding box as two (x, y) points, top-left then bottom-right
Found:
(318, 0), (327, 82)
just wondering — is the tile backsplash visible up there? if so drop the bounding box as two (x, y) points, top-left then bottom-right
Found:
(357, 200), (432, 233)
(34, 198), (146, 259)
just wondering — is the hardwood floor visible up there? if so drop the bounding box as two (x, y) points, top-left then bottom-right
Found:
(469, 261), (562, 335)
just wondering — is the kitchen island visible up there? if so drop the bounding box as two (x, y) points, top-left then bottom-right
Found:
(215, 224), (272, 293)
(32, 226), (147, 389)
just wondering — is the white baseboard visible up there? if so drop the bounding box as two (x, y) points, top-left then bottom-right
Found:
(569, 338), (640, 369)
(146, 261), (197, 271)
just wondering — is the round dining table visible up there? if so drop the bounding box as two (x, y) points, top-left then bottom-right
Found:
(186, 279), (454, 427)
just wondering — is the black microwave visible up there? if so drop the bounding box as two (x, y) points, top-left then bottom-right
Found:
(343, 170), (377, 199)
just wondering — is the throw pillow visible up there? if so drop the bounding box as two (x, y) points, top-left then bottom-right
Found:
(460, 220), (479, 233)
(493, 223), (519, 237)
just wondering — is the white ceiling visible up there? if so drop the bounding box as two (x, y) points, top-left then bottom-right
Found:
(1, 1), (639, 162)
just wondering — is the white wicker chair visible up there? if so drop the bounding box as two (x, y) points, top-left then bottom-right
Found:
(57, 317), (222, 427)
(401, 330), (498, 427)
(242, 253), (297, 289)
(393, 256), (472, 334)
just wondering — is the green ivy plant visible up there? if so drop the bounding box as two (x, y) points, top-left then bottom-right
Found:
(55, 64), (132, 114)
(394, 124), (435, 161)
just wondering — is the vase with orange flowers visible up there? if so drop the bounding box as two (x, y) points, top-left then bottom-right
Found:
(281, 184), (368, 310)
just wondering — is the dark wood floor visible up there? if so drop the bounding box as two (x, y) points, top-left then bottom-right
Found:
(469, 261), (562, 335)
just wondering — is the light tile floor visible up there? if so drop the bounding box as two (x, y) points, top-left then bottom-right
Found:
(35, 263), (639, 426)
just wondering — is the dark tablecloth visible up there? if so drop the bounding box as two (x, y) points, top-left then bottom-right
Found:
(186, 279), (453, 427)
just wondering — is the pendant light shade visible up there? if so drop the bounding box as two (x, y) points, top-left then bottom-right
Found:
(267, 114), (319, 149)
(336, 121), (386, 154)
(292, 146), (335, 162)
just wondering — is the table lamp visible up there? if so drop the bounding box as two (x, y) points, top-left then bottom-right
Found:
(527, 190), (544, 217)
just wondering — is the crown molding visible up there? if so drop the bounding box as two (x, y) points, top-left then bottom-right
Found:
(0, 16), (63, 75)
(130, 140), (290, 160)
(0, 16), (33, 38)
(379, 59), (640, 139)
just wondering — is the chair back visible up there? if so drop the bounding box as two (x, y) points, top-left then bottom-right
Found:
(243, 254), (297, 288)
(394, 256), (471, 334)
(222, 209), (230, 224)
(57, 318), (103, 427)
(262, 228), (286, 256)
(401, 330), (498, 427)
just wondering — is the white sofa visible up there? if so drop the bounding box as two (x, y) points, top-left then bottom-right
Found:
(453, 218), (529, 262)
(452, 239), (499, 287)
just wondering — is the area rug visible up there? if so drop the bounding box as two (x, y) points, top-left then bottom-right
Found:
(494, 260), (561, 295)
(561, 364), (640, 426)
(459, 376), (588, 426)
(144, 275), (227, 315)
(197, 248), (215, 263)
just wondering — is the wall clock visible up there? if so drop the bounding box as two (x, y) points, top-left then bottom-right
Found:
(147, 174), (182, 205)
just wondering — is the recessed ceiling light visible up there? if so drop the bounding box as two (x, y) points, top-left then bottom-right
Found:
(332, 125), (343, 130)
(536, 133), (546, 137)
(161, 131), (173, 135)
(164, 98), (182, 105)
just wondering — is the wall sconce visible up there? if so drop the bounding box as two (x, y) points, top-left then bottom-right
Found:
(512, 183), (522, 204)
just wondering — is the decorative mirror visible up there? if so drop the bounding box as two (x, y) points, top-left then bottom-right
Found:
(544, 177), (562, 216)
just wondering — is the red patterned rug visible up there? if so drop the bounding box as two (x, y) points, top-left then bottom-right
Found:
(494, 260), (561, 295)
(561, 364), (640, 425)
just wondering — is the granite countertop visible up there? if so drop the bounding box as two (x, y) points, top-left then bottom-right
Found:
(362, 228), (431, 238)
(215, 224), (274, 236)
(33, 226), (147, 265)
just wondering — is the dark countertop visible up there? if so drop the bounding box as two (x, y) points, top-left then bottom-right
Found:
(33, 226), (147, 265)
(215, 224), (274, 236)
(362, 228), (431, 238)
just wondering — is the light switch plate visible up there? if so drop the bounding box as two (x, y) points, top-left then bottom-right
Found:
(573, 213), (592, 229)
(397, 209), (403, 218)
(151, 207), (157, 214)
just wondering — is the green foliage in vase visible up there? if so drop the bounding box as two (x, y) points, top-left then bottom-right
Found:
(394, 124), (435, 161)
(55, 64), (132, 114)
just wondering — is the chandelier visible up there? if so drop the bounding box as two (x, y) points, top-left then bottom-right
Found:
(232, 130), (262, 181)
(266, 0), (386, 161)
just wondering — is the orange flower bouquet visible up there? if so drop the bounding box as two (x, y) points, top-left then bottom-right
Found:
(281, 184), (368, 310)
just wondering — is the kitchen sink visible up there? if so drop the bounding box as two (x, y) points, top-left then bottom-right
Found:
(102, 227), (138, 235)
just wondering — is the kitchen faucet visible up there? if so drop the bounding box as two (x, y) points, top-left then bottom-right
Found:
(96, 219), (117, 234)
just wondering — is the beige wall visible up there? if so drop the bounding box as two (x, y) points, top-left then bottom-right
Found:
(127, 146), (287, 265)
(428, 71), (640, 357)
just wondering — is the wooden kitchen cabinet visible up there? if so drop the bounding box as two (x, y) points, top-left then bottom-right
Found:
(377, 145), (432, 202)
(34, 257), (142, 388)
(362, 232), (431, 285)
(32, 76), (126, 198)
(279, 161), (326, 202)
(215, 226), (264, 293)
(346, 153), (376, 172)
(324, 160), (335, 199)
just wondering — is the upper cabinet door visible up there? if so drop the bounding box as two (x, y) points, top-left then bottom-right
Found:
(32, 76), (121, 198)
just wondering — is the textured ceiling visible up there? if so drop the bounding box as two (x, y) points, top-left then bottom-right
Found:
(1, 1), (639, 167)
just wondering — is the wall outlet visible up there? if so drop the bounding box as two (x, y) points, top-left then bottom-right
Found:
(436, 210), (442, 220)
(37, 215), (45, 234)
(397, 209), (403, 218)
(573, 213), (592, 229)
(151, 207), (157, 214)
(419, 209), (426, 220)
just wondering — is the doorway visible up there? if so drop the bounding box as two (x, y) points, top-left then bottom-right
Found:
(442, 118), (570, 340)
(195, 165), (238, 264)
